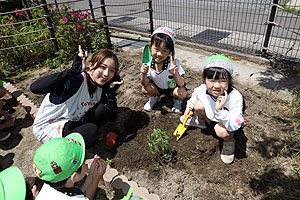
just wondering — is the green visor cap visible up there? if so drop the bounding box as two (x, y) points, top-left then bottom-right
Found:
(203, 54), (233, 75)
(33, 133), (85, 183)
(0, 167), (26, 200)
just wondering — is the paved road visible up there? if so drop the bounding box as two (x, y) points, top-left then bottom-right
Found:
(50, 0), (300, 59)
(54, 0), (299, 37)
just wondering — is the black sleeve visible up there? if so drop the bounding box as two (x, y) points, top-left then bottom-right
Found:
(102, 74), (122, 95)
(102, 74), (122, 113)
(30, 55), (83, 94)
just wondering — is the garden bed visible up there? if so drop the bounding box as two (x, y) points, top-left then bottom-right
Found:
(5, 48), (299, 199)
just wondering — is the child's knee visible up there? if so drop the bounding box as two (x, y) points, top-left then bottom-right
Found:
(173, 87), (187, 99)
(142, 87), (148, 95)
(214, 123), (232, 139)
(194, 100), (205, 112)
(142, 86), (151, 95)
(179, 88), (187, 99)
(142, 85), (157, 96)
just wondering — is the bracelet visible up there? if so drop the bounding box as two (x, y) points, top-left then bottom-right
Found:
(141, 73), (147, 76)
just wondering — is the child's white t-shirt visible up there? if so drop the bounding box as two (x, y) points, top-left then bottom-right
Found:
(147, 57), (185, 89)
(186, 84), (245, 132)
(36, 183), (89, 200)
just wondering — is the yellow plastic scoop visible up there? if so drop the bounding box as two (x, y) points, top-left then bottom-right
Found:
(173, 111), (192, 141)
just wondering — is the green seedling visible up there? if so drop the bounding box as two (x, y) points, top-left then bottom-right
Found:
(106, 158), (112, 165)
(147, 129), (173, 164)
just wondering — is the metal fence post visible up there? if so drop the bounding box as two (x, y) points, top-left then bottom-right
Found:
(54, 0), (60, 13)
(41, 0), (59, 53)
(21, 0), (32, 20)
(262, 0), (278, 57)
(88, 0), (96, 22)
(148, 0), (154, 34)
(100, 0), (112, 49)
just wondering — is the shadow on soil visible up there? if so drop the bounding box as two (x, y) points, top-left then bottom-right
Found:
(258, 69), (300, 92)
(250, 166), (300, 199)
(257, 58), (300, 92)
(1, 97), (34, 150)
(254, 133), (300, 159)
(89, 107), (150, 160)
(0, 153), (14, 171)
(201, 126), (248, 160)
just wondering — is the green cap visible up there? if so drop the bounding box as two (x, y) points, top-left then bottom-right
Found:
(0, 167), (26, 200)
(33, 133), (85, 183)
(203, 54), (233, 75)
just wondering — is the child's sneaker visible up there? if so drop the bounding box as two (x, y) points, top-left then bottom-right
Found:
(180, 115), (206, 129)
(220, 138), (235, 164)
(0, 132), (11, 142)
(144, 96), (161, 111)
(172, 98), (182, 113)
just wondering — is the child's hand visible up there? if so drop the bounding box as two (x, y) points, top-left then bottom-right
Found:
(216, 90), (228, 112)
(184, 107), (193, 119)
(78, 45), (88, 71)
(89, 155), (107, 181)
(140, 64), (149, 75)
(169, 57), (178, 75)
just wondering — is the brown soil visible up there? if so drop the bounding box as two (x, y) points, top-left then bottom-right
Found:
(1, 48), (299, 200)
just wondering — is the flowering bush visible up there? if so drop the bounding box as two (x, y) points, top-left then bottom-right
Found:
(0, 2), (107, 76)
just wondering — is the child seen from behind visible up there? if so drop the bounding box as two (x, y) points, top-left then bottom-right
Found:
(181, 55), (245, 164)
(140, 27), (187, 112)
(33, 132), (107, 200)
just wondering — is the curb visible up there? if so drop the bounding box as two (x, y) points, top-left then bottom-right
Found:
(2, 82), (38, 119)
(104, 164), (160, 200)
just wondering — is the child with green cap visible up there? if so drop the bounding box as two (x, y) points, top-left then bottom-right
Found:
(0, 166), (36, 200)
(32, 132), (107, 200)
(181, 55), (245, 164)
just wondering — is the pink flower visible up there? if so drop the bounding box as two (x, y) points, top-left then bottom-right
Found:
(62, 17), (67, 23)
(62, 4), (65, 7)
(86, 11), (89, 14)
(54, 8), (57, 11)
(42, 19), (46, 23)
(71, 12), (78, 17)
(77, 25), (81, 30)
(82, 26), (85, 30)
